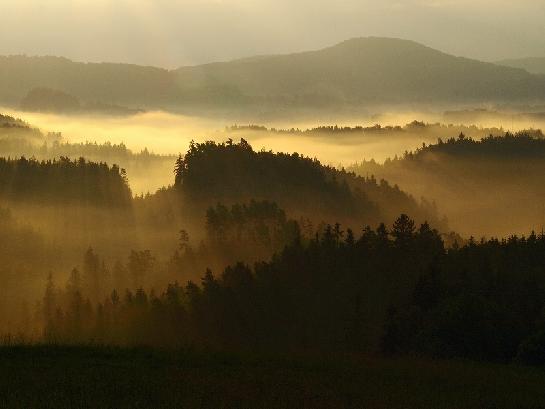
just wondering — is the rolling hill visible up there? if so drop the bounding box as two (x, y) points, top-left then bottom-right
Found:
(348, 132), (545, 237)
(174, 37), (545, 107)
(2, 38), (545, 113)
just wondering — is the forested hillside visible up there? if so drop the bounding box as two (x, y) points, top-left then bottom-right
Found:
(34, 214), (545, 367)
(349, 132), (545, 236)
(172, 139), (442, 229)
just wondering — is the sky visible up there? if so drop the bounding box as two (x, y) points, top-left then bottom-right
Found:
(2, 0), (545, 67)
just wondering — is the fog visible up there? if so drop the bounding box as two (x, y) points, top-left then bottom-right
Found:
(5, 108), (447, 183)
(6, 107), (545, 169)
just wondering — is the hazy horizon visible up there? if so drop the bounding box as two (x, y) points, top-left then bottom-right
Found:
(2, 1), (545, 68)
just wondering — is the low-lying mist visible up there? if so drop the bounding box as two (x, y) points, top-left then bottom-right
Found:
(6, 107), (545, 194)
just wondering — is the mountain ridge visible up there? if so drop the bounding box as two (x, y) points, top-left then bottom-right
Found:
(1, 37), (545, 113)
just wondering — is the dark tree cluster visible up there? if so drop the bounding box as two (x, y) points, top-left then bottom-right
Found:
(349, 131), (545, 236)
(227, 121), (507, 140)
(37, 214), (545, 366)
(39, 215), (438, 351)
(173, 139), (439, 228)
(352, 131), (545, 176)
(166, 200), (303, 283)
(384, 231), (545, 365)
(205, 200), (299, 249)
(0, 156), (132, 206)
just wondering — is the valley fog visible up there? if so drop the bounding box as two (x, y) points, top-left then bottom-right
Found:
(6, 107), (545, 194)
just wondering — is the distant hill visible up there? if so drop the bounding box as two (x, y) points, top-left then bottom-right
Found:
(2, 38), (545, 113)
(19, 87), (144, 115)
(0, 55), (177, 108)
(174, 37), (545, 108)
(496, 57), (545, 75)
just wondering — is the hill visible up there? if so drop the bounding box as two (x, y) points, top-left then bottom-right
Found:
(0, 55), (177, 108)
(497, 57), (545, 75)
(19, 87), (143, 115)
(2, 38), (545, 114)
(174, 37), (545, 108)
(170, 139), (443, 230)
(348, 132), (545, 236)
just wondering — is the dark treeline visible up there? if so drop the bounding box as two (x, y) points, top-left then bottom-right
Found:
(226, 120), (510, 140)
(5, 139), (176, 189)
(396, 131), (545, 159)
(352, 131), (545, 175)
(0, 112), (176, 194)
(0, 157), (131, 206)
(174, 139), (371, 221)
(34, 214), (545, 366)
(349, 131), (545, 236)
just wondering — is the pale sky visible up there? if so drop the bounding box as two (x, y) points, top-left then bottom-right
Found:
(2, 0), (545, 67)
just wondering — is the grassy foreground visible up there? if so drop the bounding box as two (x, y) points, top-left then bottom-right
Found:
(0, 346), (544, 408)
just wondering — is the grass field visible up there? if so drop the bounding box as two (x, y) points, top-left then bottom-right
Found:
(0, 346), (544, 408)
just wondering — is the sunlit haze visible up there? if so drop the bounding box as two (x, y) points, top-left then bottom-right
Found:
(2, 0), (545, 66)
(3, 2), (545, 404)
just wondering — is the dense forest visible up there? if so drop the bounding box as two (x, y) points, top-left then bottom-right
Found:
(349, 131), (545, 236)
(2, 133), (543, 367)
(6, 1), (545, 403)
(171, 139), (442, 229)
(23, 214), (545, 367)
(2, 108), (545, 409)
(0, 132), (448, 337)
(0, 156), (131, 206)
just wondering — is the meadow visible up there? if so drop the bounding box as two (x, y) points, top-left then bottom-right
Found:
(2, 345), (545, 408)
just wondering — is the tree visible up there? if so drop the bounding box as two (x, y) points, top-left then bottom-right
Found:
(392, 214), (415, 247)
